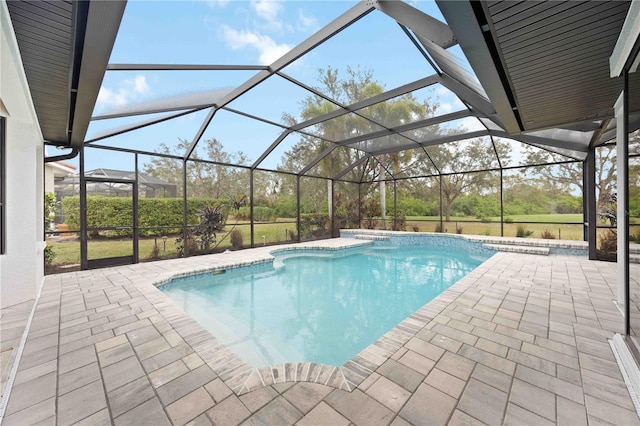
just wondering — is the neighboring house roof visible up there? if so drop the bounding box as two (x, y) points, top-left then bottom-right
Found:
(57, 169), (176, 190)
(45, 160), (76, 178)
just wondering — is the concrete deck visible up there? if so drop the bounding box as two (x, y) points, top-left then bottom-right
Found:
(1, 237), (639, 425)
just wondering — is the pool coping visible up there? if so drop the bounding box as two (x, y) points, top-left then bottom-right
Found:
(148, 231), (590, 396)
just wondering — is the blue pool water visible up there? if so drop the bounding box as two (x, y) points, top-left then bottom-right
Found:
(161, 245), (488, 367)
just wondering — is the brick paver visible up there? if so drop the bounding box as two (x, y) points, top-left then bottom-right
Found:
(1, 237), (639, 425)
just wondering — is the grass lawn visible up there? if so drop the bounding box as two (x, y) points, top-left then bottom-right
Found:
(46, 213), (640, 271)
(47, 221), (299, 266)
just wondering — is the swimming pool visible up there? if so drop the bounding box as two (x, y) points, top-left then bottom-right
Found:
(160, 244), (490, 367)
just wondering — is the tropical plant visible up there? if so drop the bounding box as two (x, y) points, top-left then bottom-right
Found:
(516, 224), (533, 238)
(540, 229), (556, 239)
(175, 195), (246, 256)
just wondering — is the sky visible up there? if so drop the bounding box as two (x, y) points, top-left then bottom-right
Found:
(77, 0), (490, 174)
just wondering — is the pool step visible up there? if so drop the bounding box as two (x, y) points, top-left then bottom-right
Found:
(353, 234), (390, 241)
(484, 243), (550, 255)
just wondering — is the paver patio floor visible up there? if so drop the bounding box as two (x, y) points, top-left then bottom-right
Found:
(1, 238), (639, 425)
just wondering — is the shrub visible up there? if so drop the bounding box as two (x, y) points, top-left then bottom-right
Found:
(361, 198), (381, 230)
(300, 213), (330, 239)
(600, 230), (617, 253)
(456, 224), (463, 234)
(540, 229), (556, 239)
(176, 235), (199, 257)
(230, 229), (243, 249)
(504, 217), (513, 223)
(62, 196), (219, 237)
(44, 245), (55, 265)
(273, 198), (297, 218)
(44, 192), (57, 230)
(150, 242), (160, 259)
(391, 214), (406, 231)
(516, 224), (533, 238)
(434, 223), (444, 233)
(412, 225), (420, 232)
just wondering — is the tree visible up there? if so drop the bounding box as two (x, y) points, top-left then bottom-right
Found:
(523, 144), (616, 213)
(425, 138), (510, 221)
(281, 67), (436, 225)
(143, 138), (249, 199)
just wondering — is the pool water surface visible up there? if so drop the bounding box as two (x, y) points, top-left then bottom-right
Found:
(160, 245), (489, 367)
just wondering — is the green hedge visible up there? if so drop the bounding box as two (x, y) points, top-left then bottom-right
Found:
(61, 196), (226, 237)
(236, 206), (276, 222)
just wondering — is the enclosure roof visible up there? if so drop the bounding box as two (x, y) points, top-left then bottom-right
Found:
(437, 0), (640, 136)
(7, 0), (639, 176)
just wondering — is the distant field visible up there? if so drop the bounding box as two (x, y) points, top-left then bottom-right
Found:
(405, 214), (583, 223)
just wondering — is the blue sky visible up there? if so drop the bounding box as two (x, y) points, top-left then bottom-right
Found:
(80, 0), (481, 172)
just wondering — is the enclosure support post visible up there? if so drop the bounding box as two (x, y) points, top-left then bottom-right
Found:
(439, 175), (443, 232)
(296, 176), (301, 243)
(358, 183), (362, 228)
(133, 154), (139, 263)
(500, 169), (504, 237)
(616, 72), (630, 333)
(182, 159), (189, 256)
(80, 147), (87, 270)
(250, 169), (255, 248)
(393, 180), (397, 231)
(331, 179), (336, 237)
(584, 147), (597, 260)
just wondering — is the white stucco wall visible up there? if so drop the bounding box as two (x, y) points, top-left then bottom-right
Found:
(0, 0), (45, 309)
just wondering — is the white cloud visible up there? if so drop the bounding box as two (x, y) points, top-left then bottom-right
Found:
(438, 102), (453, 114)
(220, 24), (291, 64)
(96, 87), (128, 109)
(249, 0), (289, 32)
(132, 75), (149, 94)
(95, 75), (151, 111)
(296, 9), (318, 33)
(251, 0), (282, 22)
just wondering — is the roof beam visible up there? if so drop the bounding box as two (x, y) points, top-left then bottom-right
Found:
(185, 107), (217, 160)
(107, 64), (268, 71)
(489, 130), (588, 154)
(85, 108), (207, 144)
(334, 109), (473, 147)
(284, 74), (441, 132)
(252, 131), (292, 170)
(183, 1), (374, 160)
(333, 154), (370, 180)
(436, 0), (522, 133)
(438, 74), (495, 118)
(299, 145), (337, 176)
(373, 0), (456, 49)
(209, 2), (374, 114)
(91, 88), (232, 120)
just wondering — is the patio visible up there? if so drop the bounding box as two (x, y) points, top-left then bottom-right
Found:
(1, 237), (639, 425)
